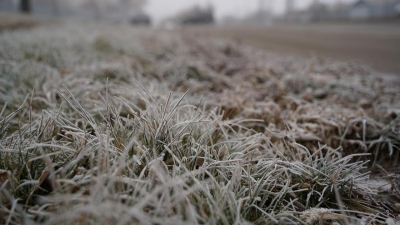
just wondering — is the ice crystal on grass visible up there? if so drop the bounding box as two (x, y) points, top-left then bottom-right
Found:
(0, 17), (399, 224)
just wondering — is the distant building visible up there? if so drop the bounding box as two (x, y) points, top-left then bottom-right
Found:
(349, 0), (400, 19)
(282, 0), (400, 23)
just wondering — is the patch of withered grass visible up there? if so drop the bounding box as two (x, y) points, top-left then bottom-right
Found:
(0, 20), (399, 224)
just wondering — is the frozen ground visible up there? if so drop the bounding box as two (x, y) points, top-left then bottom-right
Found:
(0, 15), (399, 224)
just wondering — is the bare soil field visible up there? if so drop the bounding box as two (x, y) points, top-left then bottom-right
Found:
(178, 22), (400, 74)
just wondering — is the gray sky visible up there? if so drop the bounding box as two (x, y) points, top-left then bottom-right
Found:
(144, 0), (356, 24)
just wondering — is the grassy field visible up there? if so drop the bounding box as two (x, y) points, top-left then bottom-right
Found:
(0, 15), (399, 224)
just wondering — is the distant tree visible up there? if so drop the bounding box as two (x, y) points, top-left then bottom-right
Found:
(20, 0), (31, 13)
(118, 0), (147, 19)
(175, 5), (214, 25)
(79, 0), (147, 20)
(52, 0), (59, 16)
(124, 0), (146, 9)
(89, 0), (101, 19)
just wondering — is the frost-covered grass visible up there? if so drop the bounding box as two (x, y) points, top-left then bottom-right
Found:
(0, 18), (399, 224)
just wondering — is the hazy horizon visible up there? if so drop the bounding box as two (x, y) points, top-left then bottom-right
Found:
(144, 0), (357, 24)
(0, 0), (358, 23)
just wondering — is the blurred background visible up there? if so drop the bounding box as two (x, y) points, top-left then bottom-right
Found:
(1, 0), (400, 73)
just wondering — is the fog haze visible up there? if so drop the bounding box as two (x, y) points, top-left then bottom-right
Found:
(144, 0), (356, 23)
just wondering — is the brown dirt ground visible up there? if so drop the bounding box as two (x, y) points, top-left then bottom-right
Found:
(0, 12), (39, 31)
(177, 22), (400, 75)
